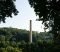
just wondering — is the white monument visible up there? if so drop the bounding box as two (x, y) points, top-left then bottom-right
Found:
(29, 20), (32, 43)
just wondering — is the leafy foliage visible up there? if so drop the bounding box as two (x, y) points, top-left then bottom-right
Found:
(0, 27), (53, 43)
(28, 0), (60, 40)
(0, 27), (59, 52)
(0, 0), (18, 23)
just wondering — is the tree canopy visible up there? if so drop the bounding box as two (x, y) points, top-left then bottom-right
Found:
(28, 0), (60, 40)
(0, 27), (59, 52)
(0, 0), (18, 23)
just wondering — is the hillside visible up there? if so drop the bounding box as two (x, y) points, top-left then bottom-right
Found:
(0, 27), (55, 52)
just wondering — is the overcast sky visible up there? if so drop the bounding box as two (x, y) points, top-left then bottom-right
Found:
(0, 0), (44, 32)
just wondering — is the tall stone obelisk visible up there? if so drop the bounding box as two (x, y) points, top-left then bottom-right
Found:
(29, 20), (32, 43)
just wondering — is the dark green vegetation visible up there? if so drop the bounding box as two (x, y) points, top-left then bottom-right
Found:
(0, 27), (60, 52)
(28, 0), (60, 43)
(0, 0), (18, 23)
(0, 27), (53, 43)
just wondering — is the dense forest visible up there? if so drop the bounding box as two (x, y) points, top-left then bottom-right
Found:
(0, 27), (58, 52)
(0, 27), (53, 43)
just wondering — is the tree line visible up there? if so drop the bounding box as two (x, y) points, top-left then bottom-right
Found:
(0, 27), (59, 52)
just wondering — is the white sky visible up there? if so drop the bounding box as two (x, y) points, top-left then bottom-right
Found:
(0, 0), (44, 32)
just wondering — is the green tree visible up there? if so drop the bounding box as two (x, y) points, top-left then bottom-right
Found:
(0, 35), (6, 47)
(0, 0), (18, 23)
(28, 0), (60, 43)
(0, 48), (6, 52)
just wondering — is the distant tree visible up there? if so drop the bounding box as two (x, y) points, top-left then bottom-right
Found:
(0, 0), (18, 23)
(0, 35), (6, 47)
(28, 0), (60, 42)
(0, 48), (6, 52)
